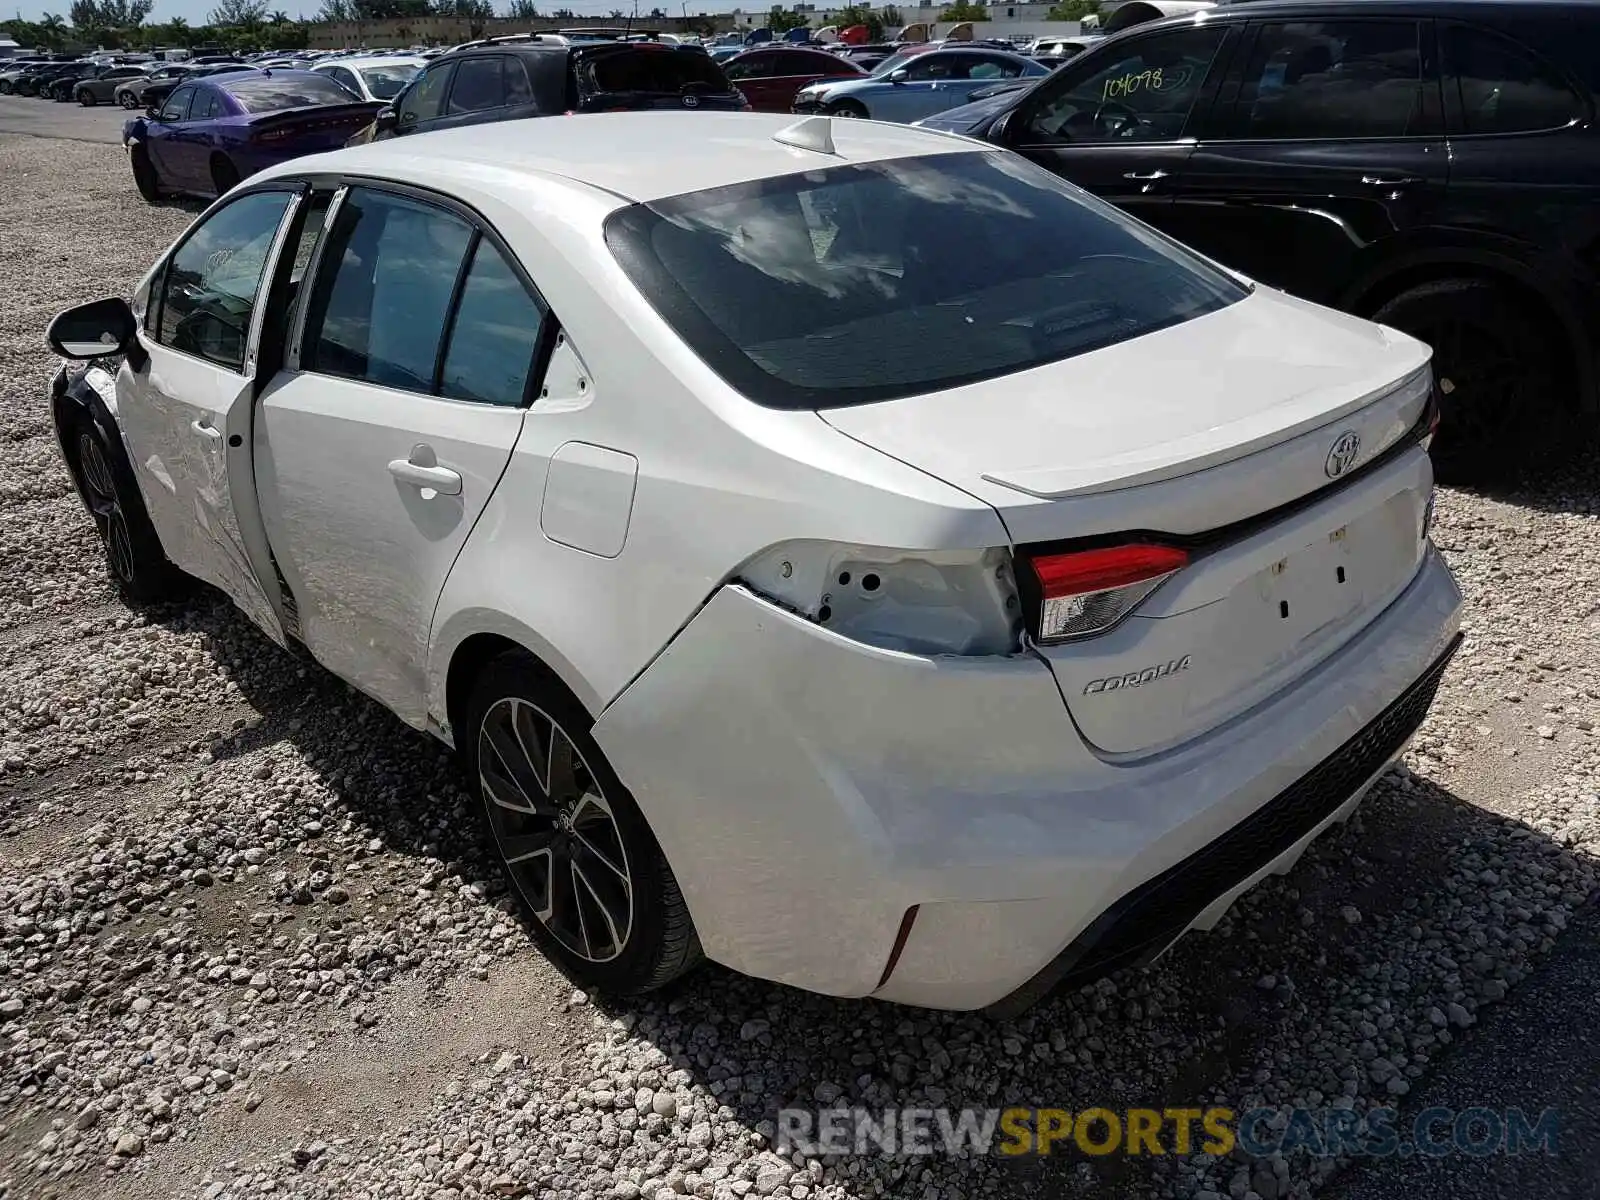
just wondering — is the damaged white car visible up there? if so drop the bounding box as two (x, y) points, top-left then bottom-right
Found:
(47, 112), (1461, 1012)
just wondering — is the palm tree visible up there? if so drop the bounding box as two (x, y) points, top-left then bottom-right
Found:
(270, 7), (290, 20)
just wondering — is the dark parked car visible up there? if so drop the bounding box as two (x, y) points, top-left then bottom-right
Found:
(123, 71), (383, 202)
(356, 40), (744, 144)
(70, 65), (150, 106)
(17, 62), (90, 97)
(723, 45), (864, 112)
(950, 0), (1600, 481)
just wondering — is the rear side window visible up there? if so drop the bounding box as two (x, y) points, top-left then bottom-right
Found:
(303, 190), (473, 392)
(1442, 25), (1585, 134)
(440, 240), (547, 406)
(226, 74), (356, 113)
(1231, 21), (1427, 139)
(585, 47), (730, 95)
(448, 55), (505, 113)
(605, 151), (1246, 409)
(194, 88), (225, 119)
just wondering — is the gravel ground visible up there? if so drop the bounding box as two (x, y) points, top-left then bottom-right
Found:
(4, 133), (1600, 1200)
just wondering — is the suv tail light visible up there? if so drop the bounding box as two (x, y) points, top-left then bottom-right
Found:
(1024, 544), (1188, 643)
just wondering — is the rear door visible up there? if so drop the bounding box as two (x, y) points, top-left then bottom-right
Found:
(724, 50), (783, 109)
(117, 185), (302, 643)
(1172, 17), (1449, 304)
(254, 184), (550, 724)
(1001, 24), (1237, 230)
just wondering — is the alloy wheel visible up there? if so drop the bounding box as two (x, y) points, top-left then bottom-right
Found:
(1414, 317), (1524, 450)
(477, 697), (634, 963)
(78, 431), (134, 583)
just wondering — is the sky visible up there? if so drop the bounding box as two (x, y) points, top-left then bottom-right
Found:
(8, 0), (757, 22)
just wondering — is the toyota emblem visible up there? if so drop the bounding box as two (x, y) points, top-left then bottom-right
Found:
(1325, 430), (1361, 479)
(682, 94), (699, 108)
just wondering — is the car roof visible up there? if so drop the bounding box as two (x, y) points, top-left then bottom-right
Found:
(314, 55), (426, 68)
(267, 111), (987, 205)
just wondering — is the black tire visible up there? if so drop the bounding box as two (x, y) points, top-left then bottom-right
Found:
(1372, 278), (1574, 485)
(67, 410), (188, 605)
(130, 144), (161, 203)
(210, 154), (240, 197)
(77, 88), (95, 106)
(462, 651), (703, 996)
(0, 81), (11, 95)
(828, 98), (869, 118)
(119, 91), (138, 109)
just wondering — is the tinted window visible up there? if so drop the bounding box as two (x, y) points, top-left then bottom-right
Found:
(225, 74), (356, 113)
(440, 240), (546, 406)
(324, 66), (360, 94)
(158, 84), (194, 122)
(1443, 25), (1584, 134)
(194, 88), (226, 119)
(1232, 21), (1426, 139)
(1022, 26), (1227, 144)
(399, 62), (452, 125)
(107, 67), (142, 80)
(303, 190), (473, 393)
(157, 190), (292, 371)
(723, 52), (778, 81)
(503, 56), (533, 104)
(606, 151), (1246, 409)
(585, 47), (729, 95)
(448, 55), (504, 113)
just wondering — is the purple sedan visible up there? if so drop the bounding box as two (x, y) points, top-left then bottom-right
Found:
(122, 70), (384, 202)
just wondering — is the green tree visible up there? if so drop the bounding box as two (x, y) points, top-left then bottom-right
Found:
(506, 0), (541, 16)
(937, 0), (985, 20)
(208, 0), (269, 26)
(880, 4), (901, 24)
(766, 5), (806, 33)
(1046, 0), (1097, 17)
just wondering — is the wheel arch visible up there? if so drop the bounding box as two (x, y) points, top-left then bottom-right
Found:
(1339, 246), (1597, 418)
(436, 616), (603, 751)
(51, 367), (130, 521)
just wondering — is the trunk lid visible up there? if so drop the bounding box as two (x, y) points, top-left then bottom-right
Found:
(821, 287), (1437, 757)
(248, 101), (385, 151)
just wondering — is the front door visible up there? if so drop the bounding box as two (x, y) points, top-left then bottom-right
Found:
(118, 185), (301, 644)
(143, 83), (199, 190)
(1001, 24), (1238, 231)
(255, 184), (550, 725)
(1172, 17), (1449, 304)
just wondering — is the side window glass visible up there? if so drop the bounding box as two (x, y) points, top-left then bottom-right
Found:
(156, 190), (293, 371)
(448, 56), (505, 114)
(303, 189), (473, 393)
(1022, 27), (1228, 144)
(504, 55), (534, 104)
(1231, 21), (1425, 139)
(398, 62), (452, 127)
(1443, 25), (1583, 134)
(440, 239), (547, 407)
(158, 85), (193, 122)
(194, 89), (223, 120)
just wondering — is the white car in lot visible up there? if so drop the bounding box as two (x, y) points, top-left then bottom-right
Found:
(46, 112), (1461, 1013)
(310, 54), (426, 103)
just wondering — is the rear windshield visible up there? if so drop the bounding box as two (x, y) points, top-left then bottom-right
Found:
(605, 151), (1248, 410)
(360, 62), (421, 99)
(225, 74), (355, 112)
(584, 47), (730, 95)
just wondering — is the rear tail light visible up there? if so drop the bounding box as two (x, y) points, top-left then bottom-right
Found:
(1420, 381), (1442, 450)
(1025, 544), (1188, 643)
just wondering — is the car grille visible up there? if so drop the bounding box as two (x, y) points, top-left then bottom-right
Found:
(991, 633), (1461, 1013)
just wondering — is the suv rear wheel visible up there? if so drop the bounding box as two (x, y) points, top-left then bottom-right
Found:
(1372, 278), (1573, 485)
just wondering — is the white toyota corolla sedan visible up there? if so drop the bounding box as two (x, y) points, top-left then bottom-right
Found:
(46, 112), (1462, 1013)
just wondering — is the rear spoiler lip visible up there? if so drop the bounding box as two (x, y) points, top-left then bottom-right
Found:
(244, 99), (385, 127)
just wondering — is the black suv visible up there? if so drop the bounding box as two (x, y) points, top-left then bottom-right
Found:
(939, 0), (1600, 481)
(363, 40), (744, 143)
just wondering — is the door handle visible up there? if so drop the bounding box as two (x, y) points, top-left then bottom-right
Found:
(1123, 169), (1170, 181)
(388, 444), (462, 496)
(190, 419), (221, 441)
(1360, 175), (1422, 188)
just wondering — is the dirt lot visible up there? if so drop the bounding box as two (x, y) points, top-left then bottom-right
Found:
(3, 128), (1600, 1200)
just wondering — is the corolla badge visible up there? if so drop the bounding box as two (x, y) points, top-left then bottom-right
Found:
(1325, 430), (1361, 479)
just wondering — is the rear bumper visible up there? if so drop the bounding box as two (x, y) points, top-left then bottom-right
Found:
(593, 546), (1462, 1010)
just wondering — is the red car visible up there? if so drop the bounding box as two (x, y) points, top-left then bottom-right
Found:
(722, 46), (864, 112)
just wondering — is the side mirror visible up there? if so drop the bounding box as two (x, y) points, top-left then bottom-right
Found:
(145, 104), (161, 119)
(374, 106), (398, 133)
(989, 108), (1017, 143)
(888, 68), (909, 84)
(47, 296), (139, 361)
